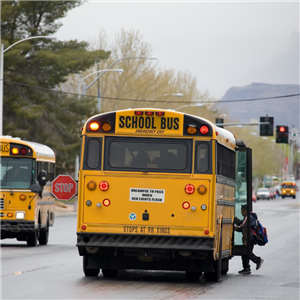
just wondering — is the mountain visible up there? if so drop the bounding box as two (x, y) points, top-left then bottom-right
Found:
(219, 83), (300, 130)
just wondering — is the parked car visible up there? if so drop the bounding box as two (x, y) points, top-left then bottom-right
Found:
(256, 188), (271, 200)
(268, 188), (276, 199)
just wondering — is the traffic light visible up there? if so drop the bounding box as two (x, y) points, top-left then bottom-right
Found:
(216, 118), (224, 128)
(260, 116), (274, 136)
(276, 125), (289, 143)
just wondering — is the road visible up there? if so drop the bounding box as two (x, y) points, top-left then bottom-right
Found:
(1, 195), (299, 300)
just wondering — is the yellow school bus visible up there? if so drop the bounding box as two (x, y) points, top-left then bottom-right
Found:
(1, 136), (56, 246)
(281, 181), (297, 199)
(76, 108), (253, 282)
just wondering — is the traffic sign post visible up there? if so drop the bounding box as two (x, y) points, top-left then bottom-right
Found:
(51, 175), (77, 201)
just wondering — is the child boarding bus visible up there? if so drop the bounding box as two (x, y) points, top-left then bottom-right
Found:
(1, 136), (56, 246)
(76, 108), (253, 282)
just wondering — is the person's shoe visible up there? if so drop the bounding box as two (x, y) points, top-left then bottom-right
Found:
(238, 268), (251, 275)
(256, 258), (264, 270)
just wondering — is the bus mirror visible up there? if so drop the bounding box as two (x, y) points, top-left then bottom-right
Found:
(30, 183), (42, 194)
(38, 170), (47, 187)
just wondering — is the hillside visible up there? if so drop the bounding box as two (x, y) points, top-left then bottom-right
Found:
(219, 83), (300, 130)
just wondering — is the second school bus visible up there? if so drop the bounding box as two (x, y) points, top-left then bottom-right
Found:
(76, 108), (253, 282)
(1, 136), (56, 246)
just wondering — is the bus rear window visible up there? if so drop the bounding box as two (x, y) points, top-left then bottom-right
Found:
(85, 138), (102, 169)
(104, 137), (192, 173)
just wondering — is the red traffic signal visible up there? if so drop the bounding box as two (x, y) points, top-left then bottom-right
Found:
(276, 125), (289, 144)
(279, 126), (286, 133)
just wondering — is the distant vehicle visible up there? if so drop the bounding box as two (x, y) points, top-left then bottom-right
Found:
(256, 188), (271, 200)
(281, 181), (297, 199)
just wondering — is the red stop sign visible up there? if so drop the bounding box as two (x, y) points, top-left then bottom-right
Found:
(51, 175), (77, 201)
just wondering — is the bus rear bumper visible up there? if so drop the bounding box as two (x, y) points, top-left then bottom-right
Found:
(77, 233), (216, 272)
(77, 232), (214, 251)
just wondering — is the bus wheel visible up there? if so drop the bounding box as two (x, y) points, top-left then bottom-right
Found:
(204, 232), (222, 282)
(27, 230), (37, 247)
(83, 256), (100, 277)
(102, 269), (119, 278)
(186, 271), (202, 281)
(39, 216), (49, 245)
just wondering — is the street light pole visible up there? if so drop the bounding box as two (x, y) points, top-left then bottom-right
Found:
(79, 69), (124, 112)
(94, 56), (157, 111)
(0, 35), (56, 136)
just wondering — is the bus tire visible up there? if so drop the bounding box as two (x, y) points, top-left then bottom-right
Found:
(186, 271), (202, 281)
(39, 215), (49, 245)
(27, 230), (37, 247)
(102, 269), (119, 278)
(83, 256), (100, 277)
(204, 232), (222, 282)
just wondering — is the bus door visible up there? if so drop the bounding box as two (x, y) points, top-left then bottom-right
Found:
(233, 147), (252, 256)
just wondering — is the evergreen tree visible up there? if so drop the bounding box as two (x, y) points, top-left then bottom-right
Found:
(1, 1), (110, 173)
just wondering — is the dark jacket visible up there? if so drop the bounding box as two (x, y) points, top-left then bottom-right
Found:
(234, 212), (257, 245)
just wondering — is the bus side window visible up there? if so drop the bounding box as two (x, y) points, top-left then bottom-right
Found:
(217, 143), (235, 179)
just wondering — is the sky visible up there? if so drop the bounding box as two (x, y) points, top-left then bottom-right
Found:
(56, 0), (299, 100)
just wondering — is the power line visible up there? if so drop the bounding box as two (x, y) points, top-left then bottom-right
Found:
(4, 79), (300, 104)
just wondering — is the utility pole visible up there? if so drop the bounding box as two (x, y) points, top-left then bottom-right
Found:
(96, 58), (101, 111)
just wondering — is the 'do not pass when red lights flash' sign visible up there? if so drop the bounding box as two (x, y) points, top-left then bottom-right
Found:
(51, 175), (77, 201)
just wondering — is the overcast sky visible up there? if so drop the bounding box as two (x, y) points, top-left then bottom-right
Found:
(56, 0), (299, 99)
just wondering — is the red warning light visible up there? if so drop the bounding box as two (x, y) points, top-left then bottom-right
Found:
(200, 125), (209, 135)
(279, 126), (285, 133)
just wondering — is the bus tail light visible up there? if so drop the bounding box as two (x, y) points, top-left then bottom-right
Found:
(185, 184), (195, 194)
(204, 229), (210, 235)
(99, 181), (109, 191)
(7, 213), (13, 217)
(182, 202), (190, 209)
(200, 125), (209, 135)
(197, 184), (207, 195)
(19, 194), (27, 201)
(102, 122), (112, 132)
(87, 180), (97, 191)
(89, 121), (100, 131)
(81, 225), (87, 230)
(187, 125), (197, 135)
(103, 199), (111, 207)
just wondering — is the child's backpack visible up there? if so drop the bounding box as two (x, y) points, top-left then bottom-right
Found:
(251, 220), (268, 246)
